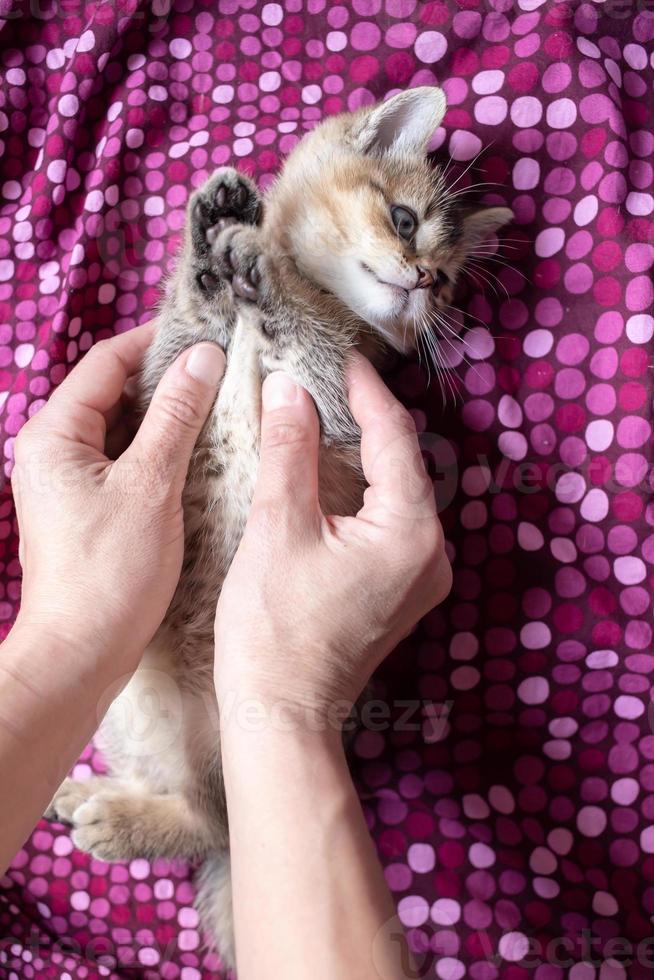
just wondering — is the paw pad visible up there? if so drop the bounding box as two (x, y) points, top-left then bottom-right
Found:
(222, 245), (260, 302)
(191, 168), (261, 250)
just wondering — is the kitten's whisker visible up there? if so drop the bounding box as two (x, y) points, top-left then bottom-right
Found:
(429, 309), (504, 371)
(412, 317), (427, 383)
(442, 302), (492, 330)
(440, 304), (510, 342)
(465, 251), (522, 266)
(465, 245), (522, 254)
(446, 152), (486, 193)
(418, 310), (457, 407)
(466, 262), (513, 300)
(443, 322), (506, 344)
(422, 323), (462, 406)
(438, 150), (458, 185)
(464, 262), (503, 299)
(417, 318), (433, 392)
(480, 260), (531, 286)
(422, 326), (452, 406)
(466, 240), (529, 257)
(439, 342), (462, 406)
(430, 308), (476, 347)
(428, 314), (488, 390)
(466, 243), (524, 255)
(464, 258), (513, 300)
(450, 179), (503, 189)
(446, 140), (496, 194)
(431, 317), (480, 364)
(466, 240), (523, 247)
(420, 311), (447, 396)
(449, 181), (505, 198)
(427, 332), (457, 405)
(464, 252), (532, 285)
(426, 307), (471, 349)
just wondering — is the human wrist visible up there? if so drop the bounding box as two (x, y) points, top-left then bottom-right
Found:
(9, 608), (75, 661)
(217, 673), (352, 753)
(215, 657), (361, 743)
(10, 604), (136, 688)
(220, 700), (351, 799)
(2, 615), (105, 728)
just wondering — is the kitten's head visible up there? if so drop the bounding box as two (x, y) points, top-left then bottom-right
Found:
(270, 87), (512, 351)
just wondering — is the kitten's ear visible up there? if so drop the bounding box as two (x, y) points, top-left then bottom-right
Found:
(354, 86), (447, 156)
(461, 207), (514, 250)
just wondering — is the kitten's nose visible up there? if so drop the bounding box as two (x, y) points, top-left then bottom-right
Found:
(415, 267), (434, 289)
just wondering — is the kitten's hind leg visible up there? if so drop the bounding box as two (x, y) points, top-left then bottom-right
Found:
(69, 790), (216, 862)
(195, 853), (236, 971)
(190, 167), (262, 259)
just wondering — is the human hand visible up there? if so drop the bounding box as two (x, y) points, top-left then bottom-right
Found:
(214, 354), (451, 724)
(11, 323), (225, 679)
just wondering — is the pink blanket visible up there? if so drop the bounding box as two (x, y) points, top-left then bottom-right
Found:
(1, 1), (654, 977)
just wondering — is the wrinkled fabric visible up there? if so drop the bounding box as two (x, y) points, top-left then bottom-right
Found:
(1, 1), (654, 978)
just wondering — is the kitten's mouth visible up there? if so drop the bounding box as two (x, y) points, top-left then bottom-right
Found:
(360, 262), (409, 304)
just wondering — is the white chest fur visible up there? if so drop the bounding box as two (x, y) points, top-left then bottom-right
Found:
(208, 308), (263, 537)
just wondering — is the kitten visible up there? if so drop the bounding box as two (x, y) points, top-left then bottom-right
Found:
(46, 87), (512, 969)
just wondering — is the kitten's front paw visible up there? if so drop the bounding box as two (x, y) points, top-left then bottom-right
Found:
(71, 793), (146, 862)
(190, 167), (261, 252)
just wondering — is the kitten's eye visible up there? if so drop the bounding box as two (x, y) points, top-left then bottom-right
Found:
(391, 205), (417, 242)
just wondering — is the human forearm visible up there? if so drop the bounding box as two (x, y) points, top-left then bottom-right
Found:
(3, 330), (224, 871)
(0, 616), (122, 872)
(214, 361), (448, 976)
(221, 702), (413, 980)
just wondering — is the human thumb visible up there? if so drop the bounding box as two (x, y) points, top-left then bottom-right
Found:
(252, 372), (321, 534)
(121, 342), (225, 497)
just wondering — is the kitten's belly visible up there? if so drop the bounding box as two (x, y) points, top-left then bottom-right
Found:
(169, 310), (264, 655)
(208, 308), (263, 544)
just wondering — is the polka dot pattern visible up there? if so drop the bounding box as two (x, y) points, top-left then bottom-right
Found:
(1, 2), (654, 978)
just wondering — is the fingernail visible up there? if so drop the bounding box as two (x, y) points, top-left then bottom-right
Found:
(186, 343), (225, 386)
(263, 372), (299, 410)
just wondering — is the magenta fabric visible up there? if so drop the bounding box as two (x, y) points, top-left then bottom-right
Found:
(2, 1), (654, 978)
